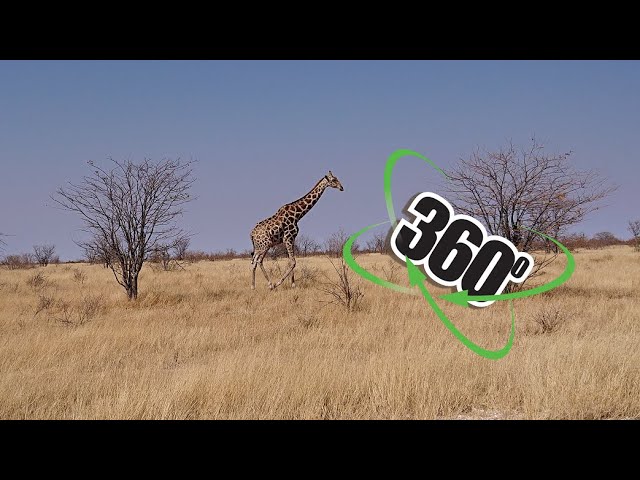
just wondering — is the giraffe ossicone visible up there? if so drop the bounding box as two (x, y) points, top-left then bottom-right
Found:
(250, 171), (344, 290)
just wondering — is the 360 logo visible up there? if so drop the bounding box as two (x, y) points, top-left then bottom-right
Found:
(391, 192), (534, 308)
(343, 149), (575, 360)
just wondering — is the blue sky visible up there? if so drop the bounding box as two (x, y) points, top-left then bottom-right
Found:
(0, 60), (638, 260)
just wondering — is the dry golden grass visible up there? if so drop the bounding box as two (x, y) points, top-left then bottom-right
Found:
(0, 246), (638, 419)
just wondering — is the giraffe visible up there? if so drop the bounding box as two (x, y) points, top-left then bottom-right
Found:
(250, 171), (344, 290)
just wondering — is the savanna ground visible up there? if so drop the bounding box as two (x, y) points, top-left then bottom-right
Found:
(0, 246), (638, 419)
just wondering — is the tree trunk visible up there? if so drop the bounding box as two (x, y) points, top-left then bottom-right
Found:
(126, 275), (139, 300)
(132, 274), (138, 300)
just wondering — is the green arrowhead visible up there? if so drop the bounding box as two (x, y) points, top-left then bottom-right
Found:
(439, 290), (470, 308)
(438, 227), (574, 306)
(406, 258), (426, 286)
(404, 255), (514, 360)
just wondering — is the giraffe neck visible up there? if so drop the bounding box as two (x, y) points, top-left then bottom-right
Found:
(286, 176), (330, 222)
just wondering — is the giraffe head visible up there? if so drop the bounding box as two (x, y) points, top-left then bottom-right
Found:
(325, 170), (344, 191)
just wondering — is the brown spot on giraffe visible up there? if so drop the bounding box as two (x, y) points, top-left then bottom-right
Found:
(250, 170), (344, 290)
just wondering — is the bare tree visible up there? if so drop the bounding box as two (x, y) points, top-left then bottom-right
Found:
(628, 220), (640, 252)
(148, 236), (190, 271)
(149, 237), (190, 271)
(324, 228), (358, 257)
(54, 157), (195, 300)
(174, 236), (190, 261)
(365, 230), (389, 254)
(33, 244), (56, 267)
(295, 233), (321, 257)
(149, 244), (173, 271)
(444, 140), (616, 281)
(592, 231), (620, 248)
(80, 236), (114, 268)
(0, 233), (6, 251)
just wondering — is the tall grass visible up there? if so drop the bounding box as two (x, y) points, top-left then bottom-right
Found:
(0, 246), (638, 419)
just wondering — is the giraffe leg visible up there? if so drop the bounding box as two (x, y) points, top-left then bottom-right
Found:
(251, 251), (261, 290)
(257, 251), (273, 289)
(291, 268), (295, 288)
(273, 239), (296, 289)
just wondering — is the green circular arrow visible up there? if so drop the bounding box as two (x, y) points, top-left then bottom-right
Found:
(343, 148), (575, 360)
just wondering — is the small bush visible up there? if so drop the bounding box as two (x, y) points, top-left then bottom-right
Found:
(56, 296), (104, 327)
(532, 307), (564, 334)
(381, 259), (401, 283)
(317, 256), (364, 312)
(73, 269), (87, 285)
(296, 264), (319, 288)
(2, 253), (35, 270)
(26, 272), (47, 291)
(34, 293), (55, 316)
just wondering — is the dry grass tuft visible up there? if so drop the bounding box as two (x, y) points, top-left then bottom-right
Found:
(26, 272), (48, 291)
